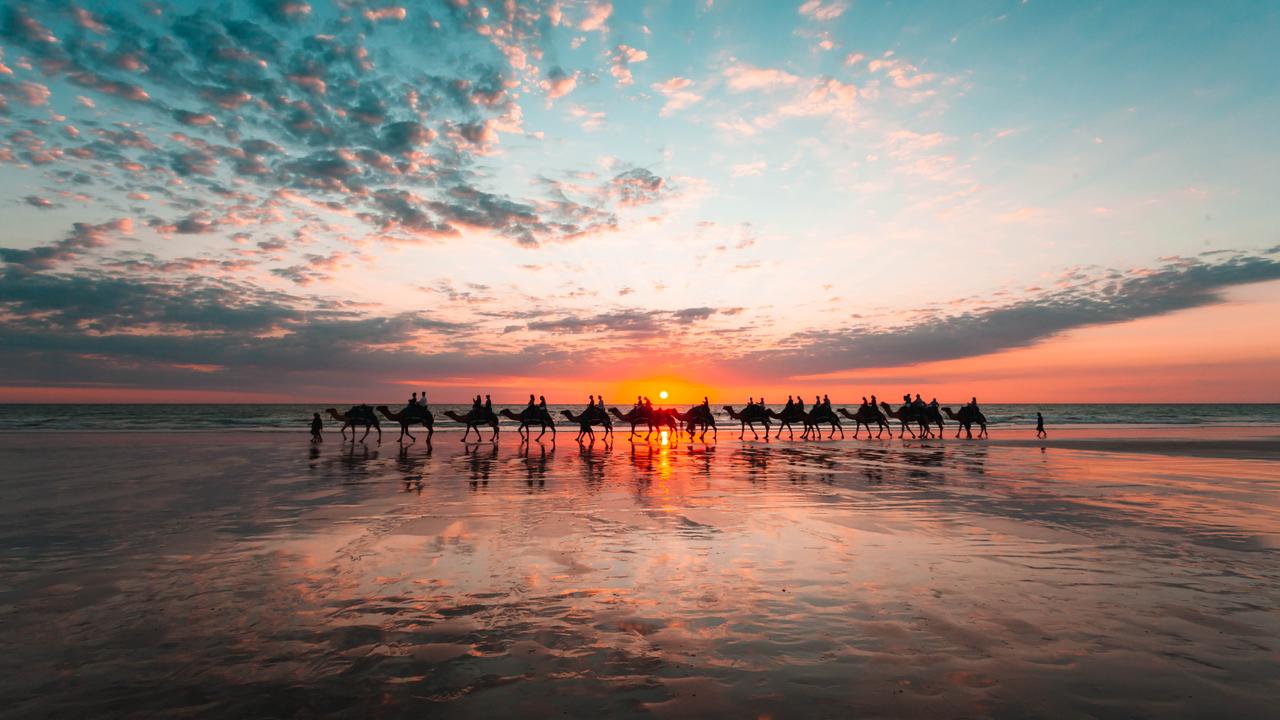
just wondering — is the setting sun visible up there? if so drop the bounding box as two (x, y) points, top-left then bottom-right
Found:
(659, 390), (669, 400)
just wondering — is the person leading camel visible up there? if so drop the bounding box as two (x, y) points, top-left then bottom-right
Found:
(310, 412), (323, 443)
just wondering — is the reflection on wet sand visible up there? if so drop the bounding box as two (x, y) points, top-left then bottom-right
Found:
(1, 432), (1277, 718)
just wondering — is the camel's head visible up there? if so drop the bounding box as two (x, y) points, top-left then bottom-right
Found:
(325, 408), (340, 417)
(375, 405), (389, 412)
(559, 409), (575, 419)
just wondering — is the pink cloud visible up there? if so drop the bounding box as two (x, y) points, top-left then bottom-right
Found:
(610, 44), (648, 86)
(723, 64), (800, 92)
(580, 2), (612, 32)
(363, 7), (407, 22)
(651, 77), (703, 116)
(798, 0), (848, 21)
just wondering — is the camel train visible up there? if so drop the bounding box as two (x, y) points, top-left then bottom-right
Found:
(322, 397), (989, 444)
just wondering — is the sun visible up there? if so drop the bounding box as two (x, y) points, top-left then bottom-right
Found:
(659, 390), (669, 400)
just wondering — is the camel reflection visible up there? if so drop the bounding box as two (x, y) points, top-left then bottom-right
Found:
(518, 441), (551, 488)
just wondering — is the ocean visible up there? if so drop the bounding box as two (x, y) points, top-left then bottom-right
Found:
(1, 403), (1278, 432)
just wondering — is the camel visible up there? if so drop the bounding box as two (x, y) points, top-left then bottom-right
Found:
(765, 406), (812, 439)
(499, 407), (556, 441)
(671, 406), (717, 440)
(325, 406), (381, 442)
(805, 404), (845, 439)
(879, 402), (927, 439)
(879, 402), (946, 439)
(609, 406), (656, 440)
(723, 405), (772, 440)
(942, 406), (989, 439)
(838, 406), (892, 439)
(560, 408), (612, 443)
(376, 405), (434, 443)
(443, 408), (499, 442)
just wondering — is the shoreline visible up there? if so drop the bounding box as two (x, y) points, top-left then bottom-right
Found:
(6, 426), (1278, 460)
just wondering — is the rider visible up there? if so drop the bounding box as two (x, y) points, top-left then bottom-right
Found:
(913, 394), (925, 409)
(929, 397), (939, 410)
(527, 394), (536, 410)
(538, 395), (548, 409)
(472, 395), (482, 410)
(796, 395), (805, 413)
(784, 396), (794, 412)
(970, 396), (981, 414)
(588, 395), (596, 408)
(419, 391), (428, 410)
(484, 395), (493, 414)
(823, 394), (831, 408)
(408, 391), (418, 408)
(644, 396), (653, 410)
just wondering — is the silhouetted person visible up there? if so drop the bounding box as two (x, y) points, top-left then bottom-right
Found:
(635, 395), (643, 409)
(644, 396), (653, 409)
(409, 391), (418, 407)
(823, 394), (831, 408)
(929, 397), (939, 409)
(420, 390), (428, 407)
(1036, 412), (1046, 438)
(588, 395), (596, 408)
(796, 396), (805, 412)
(814, 395), (821, 409)
(484, 395), (493, 413)
(760, 397), (766, 408)
(538, 395), (547, 409)
(970, 397), (981, 413)
(310, 412), (323, 443)
(472, 395), (482, 410)
(785, 396), (794, 411)
(861, 396), (868, 408)
(702, 396), (710, 409)
(527, 394), (536, 410)
(913, 393), (925, 408)
(598, 394), (604, 409)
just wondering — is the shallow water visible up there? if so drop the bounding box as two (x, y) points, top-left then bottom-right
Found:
(1, 433), (1277, 718)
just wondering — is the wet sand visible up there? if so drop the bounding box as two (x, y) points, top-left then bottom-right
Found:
(1, 431), (1278, 718)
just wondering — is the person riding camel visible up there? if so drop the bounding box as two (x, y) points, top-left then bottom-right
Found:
(929, 397), (939, 410)
(644, 397), (653, 409)
(784, 396), (794, 412)
(527, 394), (536, 410)
(484, 395), (493, 415)
(588, 395), (596, 408)
(538, 395), (548, 409)
(861, 396), (868, 408)
(796, 395), (805, 412)
(822, 394), (831, 408)
(913, 394), (925, 409)
(408, 392), (418, 409)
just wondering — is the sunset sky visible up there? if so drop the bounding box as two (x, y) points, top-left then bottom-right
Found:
(1, 0), (1277, 403)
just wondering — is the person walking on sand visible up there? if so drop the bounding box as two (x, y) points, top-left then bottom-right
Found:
(1036, 411), (1047, 439)
(310, 412), (324, 443)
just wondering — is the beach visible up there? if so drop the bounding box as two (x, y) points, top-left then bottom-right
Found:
(2, 430), (1278, 718)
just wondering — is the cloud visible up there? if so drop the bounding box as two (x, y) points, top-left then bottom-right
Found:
(798, 0), (849, 21)
(609, 44), (648, 86)
(651, 76), (702, 115)
(734, 250), (1280, 377)
(723, 63), (800, 92)
(580, 2), (613, 32)
(0, 219), (132, 270)
(541, 66), (579, 99)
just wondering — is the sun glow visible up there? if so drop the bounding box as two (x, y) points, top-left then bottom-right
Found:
(659, 390), (669, 400)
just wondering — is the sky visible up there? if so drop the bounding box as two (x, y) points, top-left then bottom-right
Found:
(0, 0), (1278, 404)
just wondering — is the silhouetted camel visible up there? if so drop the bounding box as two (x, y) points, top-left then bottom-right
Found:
(376, 405), (433, 443)
(723, 405), (771, 440)
(671, 406), (717, 440)
(879, 402), (926, 439)
(326, 406), (381, 442)
(444, 408), (499, 442)
(609, 406), (678, 440)
(942, 406), (988, 439)
(560, 408), (612, 442)
(805, 405), (845, 439)
(765, 406), (812, 439)
(838, 406), (892, 439)
(499, 407), (556, 441)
